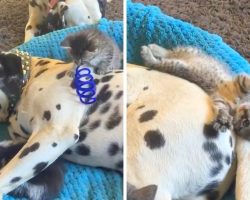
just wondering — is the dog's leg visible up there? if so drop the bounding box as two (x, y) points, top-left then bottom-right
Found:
(25, 0), (49, 42)
(0, 125), (79, 194)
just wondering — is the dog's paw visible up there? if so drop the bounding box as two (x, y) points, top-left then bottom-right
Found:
(148, 44), (168, 59)
(140, 46), (160, 66)
(213, 109), (233, 132)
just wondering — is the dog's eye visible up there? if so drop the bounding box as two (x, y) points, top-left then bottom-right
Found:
(242, 119), (250, 127)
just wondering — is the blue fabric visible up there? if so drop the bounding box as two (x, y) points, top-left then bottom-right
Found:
(127, 1), (250, 199)
(2, 18), (123, 200)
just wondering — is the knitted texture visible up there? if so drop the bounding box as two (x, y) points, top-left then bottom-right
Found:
(127, 0), (250, 75)
(127, 1), (250, 200)
(2, 18), (123, 200)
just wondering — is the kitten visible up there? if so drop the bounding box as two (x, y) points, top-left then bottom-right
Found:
(61, 29), (122, 74)
(0, 141), (64, 200)
(141, 44), (250, 133)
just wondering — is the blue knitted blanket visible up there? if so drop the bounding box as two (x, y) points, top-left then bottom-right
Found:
(127, 1), (250, 199)
(2, 19), (123, 200)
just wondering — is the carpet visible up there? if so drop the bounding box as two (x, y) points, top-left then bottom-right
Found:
(0, 0), (123, 51)
(134, 0), (250, 63)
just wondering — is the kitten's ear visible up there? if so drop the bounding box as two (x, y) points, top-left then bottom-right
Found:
(128, 185), (158, 200)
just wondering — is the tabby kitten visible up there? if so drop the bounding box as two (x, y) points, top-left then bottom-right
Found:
(141, 44), (250, 133)
(61, 29), (122, 74)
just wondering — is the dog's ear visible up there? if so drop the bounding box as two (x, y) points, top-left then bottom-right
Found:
(0, 53), (22, 76)
(128, 185), (158, 200)
(97, 0), (107, 17)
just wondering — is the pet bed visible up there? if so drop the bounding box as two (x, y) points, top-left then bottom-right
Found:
(127, 1), (250, 200)
(1, 18), (123, 200)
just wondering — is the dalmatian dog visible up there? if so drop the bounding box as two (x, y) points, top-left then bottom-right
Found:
(0, 48), (123, 198)
(127, 64), (236, 200)
(25, 0), (109, 42)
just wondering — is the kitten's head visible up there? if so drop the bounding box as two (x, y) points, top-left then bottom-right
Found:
(233, 102), (250, 140)
(60, 29), (106, 65)
(0, 52), (23, 121)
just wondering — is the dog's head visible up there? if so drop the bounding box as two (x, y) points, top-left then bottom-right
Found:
(0, 52), (23, 121)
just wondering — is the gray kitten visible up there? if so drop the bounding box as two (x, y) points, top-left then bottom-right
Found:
(61, 29), (122, 74)
(141, 44), (250, 134)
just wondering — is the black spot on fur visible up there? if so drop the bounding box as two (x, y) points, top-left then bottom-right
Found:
(144, 130), (165, 149)
(204, 124), (219, 139)
(33, 162), (48, 175)
(115, 91), (123, 100)
(96, 84), (112, 103)
(52, 143), (57, 147)
(64, 149), (72, 155)
(94, 78), (100, 85)
(70, 80), (75, 89)
(20, 125), (30, 135)
(80, 118), (89, 127)
(101, 75), (113, 82)
(56, 71), (67, 79)
(35, 68), (48, 78)
(210, 163), (223, 177)
(115, 71), (123, 73)
(139, 110), (158, 123)
(143, 86), (149, 90)
(56, 104), (61, 110)
(26, 25), (32, 30)
(76, 144), (90, 156)
(10, 177), (21, 183)
(87, 102), (99, 115)
(116, 160), (123, 169)
(225, 155), (231, 165)
(29, 143), (40, 152)
(137, 105), (145, 110)
(146, 68), (152, 71)
(30, 117), (34, 123)
(229, 136), (233, 147)
(198, 181), (219, 196)
(89, 120), (101, 130)
(74, 134), (79, 141)
(100, 103), (111, 114)
(39, 88), (43, 91)
(43, 111), (51, 121)
(35, 60), (50, 66)
(106, 106), (122, 129)
(19, 143), (40, 158)
(108, 143), (120, 156)
(203, 142), (223, 163)
(78, 131), (87, 142)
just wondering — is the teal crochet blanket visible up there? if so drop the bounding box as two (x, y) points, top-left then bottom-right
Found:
(2, 19), (123, 200)
(127, 1), (250, 200)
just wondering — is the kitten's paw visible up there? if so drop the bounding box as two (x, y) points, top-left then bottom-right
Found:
(213, 109), (233, 132)
(148, 44), (168, 58)
(233, 103), (250, 132)
(141, 46), (160, 66)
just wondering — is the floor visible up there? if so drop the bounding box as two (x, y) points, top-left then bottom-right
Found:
(135, 0), (250, 62)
